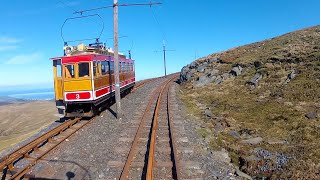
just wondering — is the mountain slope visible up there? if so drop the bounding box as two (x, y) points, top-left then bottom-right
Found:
(179, 25), (320, 179)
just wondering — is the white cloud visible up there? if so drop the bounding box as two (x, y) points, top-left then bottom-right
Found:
(0, 45), (18, 51)
(0, 37), (21, 44)
(5, 52), (43, 65)
(0, 36), (21, 51)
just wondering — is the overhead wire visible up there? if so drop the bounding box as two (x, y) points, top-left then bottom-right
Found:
(56, 0), (78, 13)
(148, 0), (167, 44)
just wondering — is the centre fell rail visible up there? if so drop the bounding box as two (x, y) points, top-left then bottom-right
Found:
(120, 75), (181, 179)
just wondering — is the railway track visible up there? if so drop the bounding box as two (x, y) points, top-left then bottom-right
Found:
(0, 78), (154, 180)
(120, 75), (181, 179)
(0, 117), (91, 179)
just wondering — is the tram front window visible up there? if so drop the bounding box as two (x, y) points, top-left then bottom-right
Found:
(79, 62), (90, 77)
(65, 64), (75, 78)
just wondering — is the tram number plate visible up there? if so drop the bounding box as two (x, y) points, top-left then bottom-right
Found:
(66, 92), (91, 100)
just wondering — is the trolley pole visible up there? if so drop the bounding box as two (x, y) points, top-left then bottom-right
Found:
(113, 0), (122, 119)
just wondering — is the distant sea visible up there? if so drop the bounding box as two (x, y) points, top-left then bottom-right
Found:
(0, 87), (54, 101)
(8, 91), (54, 101)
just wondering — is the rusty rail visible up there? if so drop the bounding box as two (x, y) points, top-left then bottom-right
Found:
(132, 77), (156, 93)
(167, 83), (181, 180)
(120, 75), (180, 180)
(0, 117), (91, 179)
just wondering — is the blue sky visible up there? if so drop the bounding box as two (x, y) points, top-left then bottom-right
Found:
(0, 0), (319, 88)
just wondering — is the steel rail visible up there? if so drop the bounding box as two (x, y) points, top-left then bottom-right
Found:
(166, 83), (181, 179)
(146, 76), (177, 180)
(132, 78), (156, 92)
(119, 77), (173, 180)
(0, 118), (80, 169)
(0, 117), (88, 179)
(11, 119), (90, 179)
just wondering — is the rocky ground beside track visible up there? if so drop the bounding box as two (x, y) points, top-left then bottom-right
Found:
(178, 25), (320, 179)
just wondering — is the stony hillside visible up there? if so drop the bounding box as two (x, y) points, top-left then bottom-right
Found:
(179, 25), (320, 179)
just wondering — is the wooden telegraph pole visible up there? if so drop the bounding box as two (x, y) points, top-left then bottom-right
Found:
(75, 1), (162, 119)
(113, 0), (122, 118)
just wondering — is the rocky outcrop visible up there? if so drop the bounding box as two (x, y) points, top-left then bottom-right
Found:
(180, 65), (195, 82)
(247, 73), (262, 87)
(180, 58), (246, 87)
(284, 69), (297, 84)
(230, 65), (243, 76)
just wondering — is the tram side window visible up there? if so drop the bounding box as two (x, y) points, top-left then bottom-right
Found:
(65, 64), (75, 78)
(53, 60), (62, 77)
(122, 62), (125, 72)
(106, 61), (110, 74)
(119, 62), (122, 73)
(93, 61), (101, 77)
(93, 62), (97, 77)
(110, 61), (114, 74)
(79, 63), (90, 77)
(101, 61), (109, 75)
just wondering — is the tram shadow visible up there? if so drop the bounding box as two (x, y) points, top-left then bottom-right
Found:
(98, 87), (133, 118)
(27, 159), (92, 180)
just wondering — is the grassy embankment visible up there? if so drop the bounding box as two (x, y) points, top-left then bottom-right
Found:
(179, 26), (320, 178)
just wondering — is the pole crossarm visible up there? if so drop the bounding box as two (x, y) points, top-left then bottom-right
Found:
(74, 2), (162, 14)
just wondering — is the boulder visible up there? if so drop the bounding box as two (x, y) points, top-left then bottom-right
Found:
(208, 57), (218, 63)
(240, 137), (263, 145)
(214, 122), (225, 133)
(179, 66), (189, 82)
(305, 112), (318, 119)
(284, 69), (297, 84)
(247, 73), (262, 87)
(230, 65), (243, 76)
(209, 69), (220, 76)
(189, 61), (198, 69)
(222, 73), (230, 80)
(213, 149), (231, 163)
(180, 66), (196, 82)
(194, 75), (216, 87)
(229, 131), (241, 138)
(254, 61), (263, 69)
(214, 75), (223, 84)
(235, 167), (253, 180)
(204, 108), (213, 117)
(196, 65), (206, 73)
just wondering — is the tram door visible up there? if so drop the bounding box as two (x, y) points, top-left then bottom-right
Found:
(53, 59), (63, 100)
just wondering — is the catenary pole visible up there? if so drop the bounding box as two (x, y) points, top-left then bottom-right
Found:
(156, 40), (174, 78)
(163, 41), (167, 78)
(113, 0), (122, 119)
